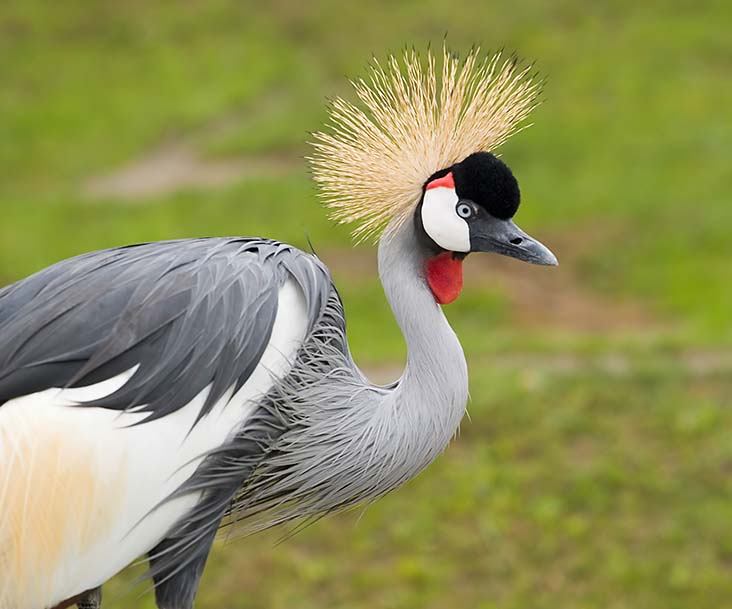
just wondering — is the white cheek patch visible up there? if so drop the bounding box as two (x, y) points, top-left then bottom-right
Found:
(421, 187), (471, 252)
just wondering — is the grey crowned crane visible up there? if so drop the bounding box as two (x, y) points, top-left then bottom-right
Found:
(0, 49), (556, 609)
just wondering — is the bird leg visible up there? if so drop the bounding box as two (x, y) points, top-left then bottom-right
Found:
(76, 587), (102, 609)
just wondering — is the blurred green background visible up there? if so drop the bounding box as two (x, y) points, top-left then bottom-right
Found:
(2, 1), (731, 607)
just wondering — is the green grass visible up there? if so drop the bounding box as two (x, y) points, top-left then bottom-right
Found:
(2, 0), (731, 607)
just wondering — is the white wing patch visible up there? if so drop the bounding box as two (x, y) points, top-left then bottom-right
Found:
(0, 278), (309, 609)
(420, 186), (471, 252)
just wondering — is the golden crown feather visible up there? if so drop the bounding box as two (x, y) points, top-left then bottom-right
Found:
(308, 46), (542, 242)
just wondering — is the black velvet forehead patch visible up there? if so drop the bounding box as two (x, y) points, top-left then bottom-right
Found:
(451, 151), (520, 219)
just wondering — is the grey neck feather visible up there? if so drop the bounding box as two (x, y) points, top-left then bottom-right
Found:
(230, 218), (469, 529)
(377, 219), (468, 459)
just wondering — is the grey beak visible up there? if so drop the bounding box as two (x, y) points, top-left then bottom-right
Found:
(470, 217), (558, 266)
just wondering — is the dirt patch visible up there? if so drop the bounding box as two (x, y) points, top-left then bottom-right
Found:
(357, 363), (404, 386)
(360, 350), (732, 384)
(82, 95), (304, 200)
(320, 225), (663, 333)
(82, 144), (298, 200)
(465, 226), (663, 331)
(464, 258), (654, 333)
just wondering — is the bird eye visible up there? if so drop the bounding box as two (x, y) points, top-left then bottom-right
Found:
(456, 202), (474, 219)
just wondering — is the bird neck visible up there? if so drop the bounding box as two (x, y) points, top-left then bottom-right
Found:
(377, 220), (468, 438)
(223, 221), (470, 528)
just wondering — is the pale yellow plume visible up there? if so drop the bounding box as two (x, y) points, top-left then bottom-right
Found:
(309, 47), (542, 241)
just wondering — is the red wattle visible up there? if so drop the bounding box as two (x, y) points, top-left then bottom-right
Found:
(425, 252), (463, 305)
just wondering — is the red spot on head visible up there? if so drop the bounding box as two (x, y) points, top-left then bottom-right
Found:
(425, 171), (455, 191)
(425, 252), (463, 304)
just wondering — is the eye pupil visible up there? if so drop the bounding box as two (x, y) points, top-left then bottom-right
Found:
(456, 203), (473, 219)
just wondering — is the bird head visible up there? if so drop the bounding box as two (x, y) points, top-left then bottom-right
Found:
(310, 47), (556, 304)
(414, 152), (558, 304)
(416, 151), (556, 302)
(418, 151), (556, 263)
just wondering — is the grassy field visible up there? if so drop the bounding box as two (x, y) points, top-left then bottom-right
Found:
(2, 1), (732, 607)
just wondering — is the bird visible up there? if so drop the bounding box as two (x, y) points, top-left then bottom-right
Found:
(0, 48), (556, 609)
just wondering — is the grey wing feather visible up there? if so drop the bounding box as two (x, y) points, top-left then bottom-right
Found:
(0, 237), (331, 422)
(0, 236), (341, 606)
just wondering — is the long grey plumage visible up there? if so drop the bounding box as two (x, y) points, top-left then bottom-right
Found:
(0, 237), (335, 606)
(0, 238), (327, 416)
(0, 229), (467, 608)
(0, 224), (469, 609)
(147, 222), (469, 606)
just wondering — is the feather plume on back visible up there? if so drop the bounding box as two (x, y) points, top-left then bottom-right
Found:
(309, 47), (542, 241)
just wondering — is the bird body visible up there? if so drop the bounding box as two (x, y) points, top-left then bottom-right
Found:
(0, 239), (315, 608)
(0, 230), (469, 609)
(0, 48), (556, 609)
